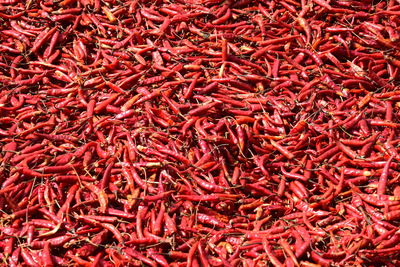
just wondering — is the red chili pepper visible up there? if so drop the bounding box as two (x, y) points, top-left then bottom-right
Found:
(31, 27), (58, 54)
(21, 248), (39, 267)
(1, 1), (399, 265)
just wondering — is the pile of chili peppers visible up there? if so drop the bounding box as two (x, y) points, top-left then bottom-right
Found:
(1, 0), (400, 266)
